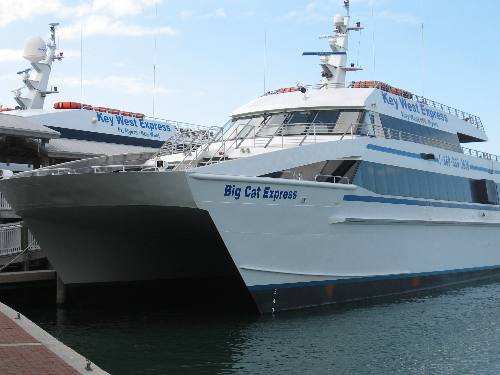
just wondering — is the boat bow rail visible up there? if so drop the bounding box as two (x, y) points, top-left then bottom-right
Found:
(167, 120), (491, 170)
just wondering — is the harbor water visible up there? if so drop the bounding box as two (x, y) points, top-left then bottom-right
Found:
(14, 278), (500, 374)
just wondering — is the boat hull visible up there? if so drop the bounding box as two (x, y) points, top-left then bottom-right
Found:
(189, 173), (500, 313)
(3, 169), (500, 313)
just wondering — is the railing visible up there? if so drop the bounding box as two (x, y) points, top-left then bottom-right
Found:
(412, 94), (483, 131)
(0, 224), (40, 257)
(170, 120), (490, 170)
(461, 147), (500, 162)
(8, 120), (499, 176)
(370, 125), (462, 153)
(263, 82), (345, 96)
(0, 192), (11, 210)
(155, 125), (222, 157)
(263, 82), (483, 131)
(0, 224), (21, 256)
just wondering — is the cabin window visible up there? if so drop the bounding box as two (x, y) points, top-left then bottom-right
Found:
(283, 111), (314, 135)
(379, 114), (461, 152)
(311, 110), (340, 133)
(257, 113), (289, 137)
(260, 159), (500, 205)
(260, 160), (360, 183)
(352, 161), (497, 204)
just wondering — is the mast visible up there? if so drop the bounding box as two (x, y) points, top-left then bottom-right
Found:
(13, 23), (63, 110)
(303, 0), (363, 87)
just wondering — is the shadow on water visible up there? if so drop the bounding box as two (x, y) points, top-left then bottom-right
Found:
(12, 275), (500, 375)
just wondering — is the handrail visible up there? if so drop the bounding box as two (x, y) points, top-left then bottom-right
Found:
(0, 223), (40, 259)
(0, 193), (11, 210)
(10, 122), (499, 177)
(262, 82), (483, 131)
(412, 94), (483, 130)
(461, 147), (500, 162)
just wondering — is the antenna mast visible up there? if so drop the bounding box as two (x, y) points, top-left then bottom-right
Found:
(302, 0), (363, 87)
(13, 23), (63, 110)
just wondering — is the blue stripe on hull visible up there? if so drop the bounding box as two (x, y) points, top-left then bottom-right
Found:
(47, 126), (165, 148)
(249, 265), (500, 313)
(248, 264), (500, 292)
(343, 194), (500, 211)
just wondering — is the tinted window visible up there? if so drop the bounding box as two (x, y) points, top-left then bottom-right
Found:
(352, 161), (490, 203)
(379, 114), (461, 152)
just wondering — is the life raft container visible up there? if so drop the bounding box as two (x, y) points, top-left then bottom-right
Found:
(93, 106), (108, 112)
(53, 102), (82, 109)
(53, 102), (149, 118)
(351, 81), (413, 99)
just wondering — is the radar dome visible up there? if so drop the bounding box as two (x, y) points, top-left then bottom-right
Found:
(23, 36), (47, 63)
(334, 14), (344, 26)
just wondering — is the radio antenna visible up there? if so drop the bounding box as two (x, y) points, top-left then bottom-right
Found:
(421, 21), (424, 96)
(152, 3), (158, 118)
(80, 21), (83, 103)
(371, 4), (376, 78)
(263, 30), (267, 94)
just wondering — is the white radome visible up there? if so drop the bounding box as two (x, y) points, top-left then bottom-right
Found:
(333, 14), (344, 26)
(23, 36), (47, 63)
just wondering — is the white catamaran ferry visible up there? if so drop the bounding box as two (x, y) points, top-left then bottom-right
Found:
(1, 3), (499, 313)
(0, 24), (202, 169)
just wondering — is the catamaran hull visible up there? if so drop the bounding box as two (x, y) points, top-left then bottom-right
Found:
(3, 170), (500, 312)
(188, 173), (500, 313)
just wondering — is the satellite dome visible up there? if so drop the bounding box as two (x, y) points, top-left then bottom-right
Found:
(334, 14), (344, 26)
(23, 36), (47, 63)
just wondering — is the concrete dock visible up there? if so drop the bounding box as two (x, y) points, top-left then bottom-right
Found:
(0, 301), (108, 374)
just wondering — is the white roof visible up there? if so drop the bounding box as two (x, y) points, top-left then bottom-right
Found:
(232, 88), (373, 117)
(0, 113), (60, 139)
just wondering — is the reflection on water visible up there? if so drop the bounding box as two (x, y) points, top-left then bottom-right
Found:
(19, 279), (500, 374)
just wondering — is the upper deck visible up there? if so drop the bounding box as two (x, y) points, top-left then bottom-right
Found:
(232, 81), (486, 143)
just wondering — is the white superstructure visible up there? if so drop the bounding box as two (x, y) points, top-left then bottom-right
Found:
(1, 24), (205, 169)
(1, 2), (499, 313)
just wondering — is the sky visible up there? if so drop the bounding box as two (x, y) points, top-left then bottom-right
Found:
(0, 0), (499, 152)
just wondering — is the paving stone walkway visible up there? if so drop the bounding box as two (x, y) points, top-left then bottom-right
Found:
(0, 310), (81, 374)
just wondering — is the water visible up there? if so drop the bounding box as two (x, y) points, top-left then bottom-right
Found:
(17, 280), (500, 374)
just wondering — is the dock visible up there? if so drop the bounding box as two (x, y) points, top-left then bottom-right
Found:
(0, 301), (108, 374)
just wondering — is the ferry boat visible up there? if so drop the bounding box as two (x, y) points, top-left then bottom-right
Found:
(0, 23), (202, 170)
(1, 2), (498, 313)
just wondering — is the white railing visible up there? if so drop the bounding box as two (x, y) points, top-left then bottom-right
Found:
(7, 120), (498, 176)
(263, 82), (345, 96)
(461, 147), (500, 162)
(412, 94), (483, 130)
(263, 82), (483, 131)
(0, 224), (22, 256)
(27, 230), (40, 251)
(0, 224), (40, 257)
(0, 192), (11, 210)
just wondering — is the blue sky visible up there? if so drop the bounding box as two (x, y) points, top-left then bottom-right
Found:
(1, 0), (499, 152)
